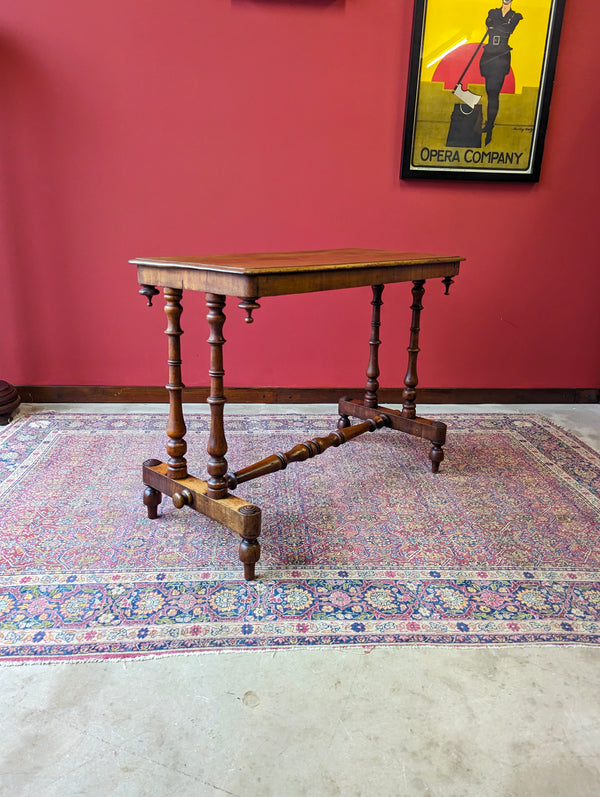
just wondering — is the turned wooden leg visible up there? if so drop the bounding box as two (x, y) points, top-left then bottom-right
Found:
(365, 284), (384, 408)
(238, 506), (262, 580)
(401, 280), (443, 472)
(206, 294), (229, 500)
(164, 288), (188, 480)
(401, 280), (425, 419)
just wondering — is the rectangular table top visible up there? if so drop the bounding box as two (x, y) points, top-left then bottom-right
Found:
(132, 248), (464, 298)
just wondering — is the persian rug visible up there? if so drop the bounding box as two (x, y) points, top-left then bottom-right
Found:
(1, 411), (599, 663)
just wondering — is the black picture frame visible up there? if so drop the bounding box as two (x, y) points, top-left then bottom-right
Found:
(401, 0), (566, 181)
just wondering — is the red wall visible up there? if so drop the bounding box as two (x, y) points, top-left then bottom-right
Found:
(1, 0), (599, 390)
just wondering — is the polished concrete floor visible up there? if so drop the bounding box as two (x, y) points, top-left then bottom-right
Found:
(1, 404), (600, 797)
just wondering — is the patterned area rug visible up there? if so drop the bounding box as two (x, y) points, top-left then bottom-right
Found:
(1, 411), (599, 662)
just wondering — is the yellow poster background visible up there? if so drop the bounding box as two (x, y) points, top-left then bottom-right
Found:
(410, 0), (554, 172)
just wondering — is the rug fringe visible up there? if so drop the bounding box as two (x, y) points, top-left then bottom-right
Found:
(2, 639), (600, 667)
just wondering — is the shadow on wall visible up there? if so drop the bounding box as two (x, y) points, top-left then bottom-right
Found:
(0, 33), (81, 381)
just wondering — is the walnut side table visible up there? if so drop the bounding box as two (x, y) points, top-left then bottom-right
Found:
(132, 248), (463, 580)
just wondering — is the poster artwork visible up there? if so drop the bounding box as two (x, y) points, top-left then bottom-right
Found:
(401, 0), (566, 181)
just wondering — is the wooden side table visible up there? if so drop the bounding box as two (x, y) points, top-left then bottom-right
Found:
(132, 248), (463, 580)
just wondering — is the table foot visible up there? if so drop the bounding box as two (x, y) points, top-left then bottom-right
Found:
(142, 461), (262, 580)
(338, 398), (447, 472)
(239, 541), (261, 581)
(142, 460), (163, 517)
(337, 397), (352, 429)
(239, 506), (262, 580)
(143, 487), (162, 519)
(429, 443), (444, 474)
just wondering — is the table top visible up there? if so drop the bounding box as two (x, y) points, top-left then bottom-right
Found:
(132, 248), (462, 274)
(133, 248), (463, 298)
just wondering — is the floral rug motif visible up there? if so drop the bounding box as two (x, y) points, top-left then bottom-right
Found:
(1, 411), (599, 662)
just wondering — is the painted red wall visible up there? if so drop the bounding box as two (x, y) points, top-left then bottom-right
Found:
(1, 0), (599, 390)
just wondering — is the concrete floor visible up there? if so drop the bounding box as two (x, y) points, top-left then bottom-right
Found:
(1, 404), (600, 797)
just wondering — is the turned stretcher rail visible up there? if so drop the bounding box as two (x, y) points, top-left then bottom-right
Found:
(226, 414), (391, 489)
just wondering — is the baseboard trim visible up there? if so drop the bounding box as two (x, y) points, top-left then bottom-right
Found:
(16, 386), (600, 404)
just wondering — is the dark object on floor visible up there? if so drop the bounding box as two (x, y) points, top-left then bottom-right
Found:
(0, 381), (20, 425)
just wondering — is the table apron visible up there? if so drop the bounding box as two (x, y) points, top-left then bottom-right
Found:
(136, 261), (461, 298)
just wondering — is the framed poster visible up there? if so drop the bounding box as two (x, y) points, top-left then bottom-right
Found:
(401, 0), (566, 181)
